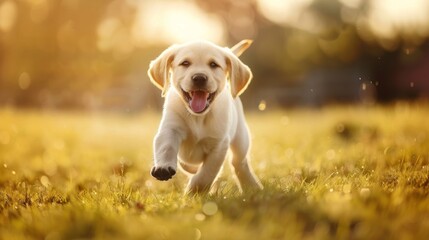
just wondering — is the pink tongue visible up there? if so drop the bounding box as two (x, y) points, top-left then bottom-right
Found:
(190, 91), (209, 113)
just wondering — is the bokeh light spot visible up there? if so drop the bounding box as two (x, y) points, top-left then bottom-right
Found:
(18, 72), (32, 90)
(40, 175), (51, 188)
(258, 100), (266, 111)
(202, 201), (218, 216)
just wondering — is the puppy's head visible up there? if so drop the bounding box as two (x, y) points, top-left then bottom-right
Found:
(148, 40), (252, 115)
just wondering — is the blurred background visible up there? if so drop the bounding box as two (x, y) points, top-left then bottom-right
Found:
(1, 0), (428, 112)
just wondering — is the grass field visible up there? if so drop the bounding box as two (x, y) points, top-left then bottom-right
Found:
(1, 104), (429, 239)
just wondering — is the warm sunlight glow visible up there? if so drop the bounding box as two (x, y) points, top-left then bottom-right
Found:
(132, 1), (225, 45)
(367, 0), (429, 39)
(0, 0), (17, 32)
(338, 0), (362, 8)
(256, 0), (313, 26)
(256, 0), (334, 36)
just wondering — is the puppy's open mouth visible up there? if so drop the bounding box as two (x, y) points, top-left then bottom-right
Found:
(181, 89), (216, 114)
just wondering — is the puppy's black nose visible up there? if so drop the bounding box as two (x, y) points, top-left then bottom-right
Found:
(192, 74), (208, 87)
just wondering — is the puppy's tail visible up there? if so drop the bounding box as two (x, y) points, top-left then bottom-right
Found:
(230, 39), (253, 57)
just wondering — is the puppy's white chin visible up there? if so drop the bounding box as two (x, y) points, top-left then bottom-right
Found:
(188, 107), (210, 115)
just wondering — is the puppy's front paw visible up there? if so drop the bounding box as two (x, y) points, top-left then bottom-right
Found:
(151, 166), (176, 181)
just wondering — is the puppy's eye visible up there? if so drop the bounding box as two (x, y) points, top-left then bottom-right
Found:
(180, 61), (190, 67)
(209, 61), (220, 68)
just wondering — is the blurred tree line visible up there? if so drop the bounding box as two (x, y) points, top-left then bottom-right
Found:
(195, 0), (429, 105)
(0, 0), (428, 110)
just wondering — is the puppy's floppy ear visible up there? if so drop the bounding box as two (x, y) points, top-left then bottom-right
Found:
(225, 51), (253, 98)
(230, 39), (253, 57)
(147, 45), (177, 97)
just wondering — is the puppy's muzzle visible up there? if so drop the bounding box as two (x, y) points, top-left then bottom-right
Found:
(192, 73), (208, 88)
(181, 73), (216, 114)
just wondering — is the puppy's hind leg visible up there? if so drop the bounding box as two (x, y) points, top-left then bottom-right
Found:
(185, 144), (228, 195)
(230, 126), (263, 193)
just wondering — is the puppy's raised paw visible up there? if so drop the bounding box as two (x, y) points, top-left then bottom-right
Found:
(151, 166), (176, 181)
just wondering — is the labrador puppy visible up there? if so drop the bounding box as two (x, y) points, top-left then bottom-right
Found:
(148, 40), (263, 194)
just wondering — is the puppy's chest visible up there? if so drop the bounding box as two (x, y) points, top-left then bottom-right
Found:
(180, 118), (225, 152)
(185, 116), (225, 140)
(179, 135), (219, 164)
(181, 136), (218, 154)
